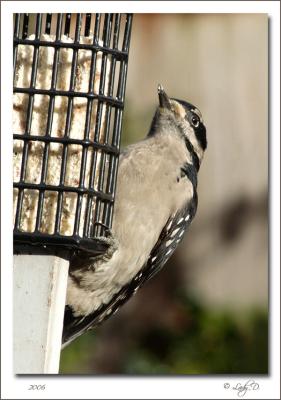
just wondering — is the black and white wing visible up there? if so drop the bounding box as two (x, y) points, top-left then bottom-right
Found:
(62, 189), (197, 348)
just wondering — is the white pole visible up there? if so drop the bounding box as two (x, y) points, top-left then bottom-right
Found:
(13, 255), (69, 374)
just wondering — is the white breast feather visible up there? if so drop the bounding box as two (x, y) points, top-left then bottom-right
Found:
(66, 134), (193, 316)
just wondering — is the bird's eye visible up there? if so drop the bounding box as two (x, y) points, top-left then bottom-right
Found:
(191, 115), (200, 127)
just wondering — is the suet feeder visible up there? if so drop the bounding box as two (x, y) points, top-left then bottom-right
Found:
(13, 13), (132, 258)
(13, 13), (133, 373)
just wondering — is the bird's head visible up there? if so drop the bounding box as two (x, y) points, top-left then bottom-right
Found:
(148, 84), (207, 168)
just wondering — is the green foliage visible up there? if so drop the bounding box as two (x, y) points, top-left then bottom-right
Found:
(60, 297), (268, 374)
(60, 331), (97, 374)
(122, 298), (267, 374)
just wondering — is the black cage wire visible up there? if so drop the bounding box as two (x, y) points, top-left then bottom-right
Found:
(13, 13), (133, 259)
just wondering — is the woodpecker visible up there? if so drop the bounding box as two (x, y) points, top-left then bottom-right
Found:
(62, 85), (207, 348)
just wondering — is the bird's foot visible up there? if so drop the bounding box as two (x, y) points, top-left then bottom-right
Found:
(95, 228), (118, 262)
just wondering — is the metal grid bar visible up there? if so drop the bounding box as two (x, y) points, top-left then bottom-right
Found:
(45, 13), (52, 34)
(96, 14), (125, 236)
(64, 14), (71, 36)
(85, 13), (92, 37)
(14, 87), (124, 107)
(35, 14), (64, 233)
(13, 13), (133, 258)
(92, 14), (114, 238)
(82, 13), (103, 238)
(15, 14), (43, 231)
(13, 133), (119, 154)
(100, 14), (122, 228)
(54, 14), (81, 234)
(13, 38), (129, 59)
(13, 14), (20, 81)
(22, 13), (29, 39)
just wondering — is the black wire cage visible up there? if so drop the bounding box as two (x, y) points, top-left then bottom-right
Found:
(13, 13), (133, 259)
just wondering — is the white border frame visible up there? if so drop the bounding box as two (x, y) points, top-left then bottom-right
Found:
(1, 1), (280, 399)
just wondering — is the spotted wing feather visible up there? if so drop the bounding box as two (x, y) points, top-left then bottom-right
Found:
(141, 195), (197, 282)
(62, 193), (197, 348)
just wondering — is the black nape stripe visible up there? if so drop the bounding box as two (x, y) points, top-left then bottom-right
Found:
(180, 162), (198, 188)
(194, 125), (207, 151)
(189, 190), (198, 219)
(184, 137), (200, 171)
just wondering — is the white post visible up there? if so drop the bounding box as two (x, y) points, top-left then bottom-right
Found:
(13, 255), (69, 374)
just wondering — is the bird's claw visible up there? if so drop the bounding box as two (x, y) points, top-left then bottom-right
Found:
(96, 229), (118, 262)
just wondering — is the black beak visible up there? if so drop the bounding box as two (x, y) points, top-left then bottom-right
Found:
(158, 84), (171, 109)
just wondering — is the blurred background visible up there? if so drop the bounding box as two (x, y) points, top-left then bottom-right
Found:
(60, 13), (268, 374)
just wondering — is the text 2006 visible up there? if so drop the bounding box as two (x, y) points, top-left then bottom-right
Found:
(28, 385), (46, 390)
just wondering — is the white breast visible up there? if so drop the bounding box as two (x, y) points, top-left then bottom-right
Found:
(66, 133), (193, 316)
